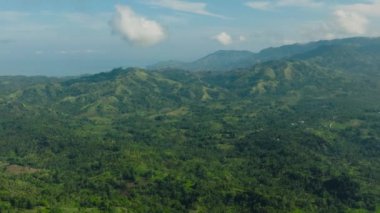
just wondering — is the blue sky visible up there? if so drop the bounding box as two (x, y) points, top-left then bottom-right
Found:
(0, 0), (379, 76)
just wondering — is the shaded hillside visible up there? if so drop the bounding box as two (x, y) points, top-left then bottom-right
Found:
(292, 40), (380, 74)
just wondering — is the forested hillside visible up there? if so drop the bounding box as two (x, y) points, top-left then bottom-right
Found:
(0, 37), (379, 212)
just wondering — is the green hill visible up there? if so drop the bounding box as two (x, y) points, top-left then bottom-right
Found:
(0, 37), (380, 212)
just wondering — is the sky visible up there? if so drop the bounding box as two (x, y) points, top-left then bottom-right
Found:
(0, 0), (379, 76)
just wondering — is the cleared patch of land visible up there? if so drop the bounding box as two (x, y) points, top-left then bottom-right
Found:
(5, 164), (40, 175)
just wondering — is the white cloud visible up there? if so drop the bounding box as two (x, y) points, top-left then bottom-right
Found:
(213, 33), (248, 45)
(334, 10), (368, 34)
(212, 32), (247, 46)
(110, 5), (166, 46)
(245, 0), (322, 10)
(148, 0), (226, 18)
(331, 0), (380, 35)
(299, 22), (339, 41)
(339, 0), (380, 17)
(214, 32), (232, 45)
(298, 0), (380, 40)
(245, 0), (379, 42)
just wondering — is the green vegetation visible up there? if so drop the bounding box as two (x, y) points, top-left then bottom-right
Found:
(0, 37), (380, 212)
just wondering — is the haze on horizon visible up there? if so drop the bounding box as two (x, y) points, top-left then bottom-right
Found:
(0, 0), (379, 76)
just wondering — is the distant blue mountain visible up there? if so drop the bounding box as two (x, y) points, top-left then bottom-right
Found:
(148, 37), (380, 72)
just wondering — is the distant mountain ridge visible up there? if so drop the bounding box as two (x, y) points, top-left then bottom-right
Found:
(148, 37), (380, 72)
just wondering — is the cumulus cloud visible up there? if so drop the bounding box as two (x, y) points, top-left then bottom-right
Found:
(299, 22), (339, 41)
(148, 0), (226, 18)
(246, 0), (322, 10)
(110, 5), (166, 46)
(332, 0), (380, 35)
(214, 32), (232, 45)
(339, 0), (380, 17)
(213, 33), (247, 45)
(334, 10), (368, 34)
(298, 0), (380, 40)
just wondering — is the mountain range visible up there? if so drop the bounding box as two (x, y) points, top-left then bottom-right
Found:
(0, 37), (379, 212)
(148, 37), (380, 73)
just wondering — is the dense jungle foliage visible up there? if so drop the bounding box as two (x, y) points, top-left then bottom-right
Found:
(0, 37), (380, 212)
